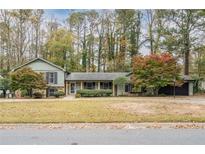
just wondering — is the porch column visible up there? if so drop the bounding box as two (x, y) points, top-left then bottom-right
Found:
(189, 82), (193, 96)
(98, 81), (100, 90)
(112, 81), (115, 96)
(65, 82), (68, 95)
(80, 81), (83, 90)
(66, 82), (70, 95)
(68, 82), (70, 94)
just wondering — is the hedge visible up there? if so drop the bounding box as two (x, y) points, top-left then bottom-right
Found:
(54, 91), (65, 98)
(33, 92), (43, 99)
(76, 89), (112, 97)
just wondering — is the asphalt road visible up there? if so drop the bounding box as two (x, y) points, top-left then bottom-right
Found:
(1, 126), (205, 145)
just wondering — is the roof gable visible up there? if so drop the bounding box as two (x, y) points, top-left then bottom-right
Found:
(11, 58), (65, 72)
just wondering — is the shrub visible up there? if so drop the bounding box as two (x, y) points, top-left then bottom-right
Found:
(33, 92), (43, 99)
(77, 89), (112, 97)
(54, 91), (65, 98)
(21, 90), (28, 97)
(10, 67), (46, 92)
(158, 93), (167, 97)
(75, 93), (81, 98)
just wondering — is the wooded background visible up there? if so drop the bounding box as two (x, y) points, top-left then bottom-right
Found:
(0, 9), (205, 78)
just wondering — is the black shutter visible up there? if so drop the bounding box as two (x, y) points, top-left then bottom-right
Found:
(54, 72), (57, 84)
(46, 72), (49, 84)
(125, 84), (128, 92)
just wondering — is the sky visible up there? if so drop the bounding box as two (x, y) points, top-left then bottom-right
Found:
(44, 9), (70, 23)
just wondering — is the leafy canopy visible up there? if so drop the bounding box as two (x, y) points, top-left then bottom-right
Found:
(46, 29), (76, 71)
(0, 78), (11, 90)
(114, 77), (128, 87)
(131, 53), (181, 93)
(10, 67), (46, 91)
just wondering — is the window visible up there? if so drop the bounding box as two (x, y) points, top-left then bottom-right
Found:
(48, 88), (57, 96)
(84, 82), (96, 89)
(76, 82), (81, 91)
(100, 82), (112, 89)
(49, 72), (54, 83)
(46, 72), (57, 84)
(125, 84), (133, 92)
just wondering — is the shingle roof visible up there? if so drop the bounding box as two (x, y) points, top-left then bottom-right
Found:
(66, 72), (129, 81)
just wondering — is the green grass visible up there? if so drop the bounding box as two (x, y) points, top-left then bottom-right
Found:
(1, 99), (205, 123)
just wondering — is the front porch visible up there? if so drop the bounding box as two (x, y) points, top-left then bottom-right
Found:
(65, 81), (116, 96)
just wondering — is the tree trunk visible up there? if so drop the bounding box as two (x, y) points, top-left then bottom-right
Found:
(82, 23), (87, 72)
(97, 35), (102, 72)
(184, 31), (190, 75)
(35, 27), (39, 58)
(184, 51), (189, 75)
(149, 25), (154, 54)
(88, 44), (91, 72)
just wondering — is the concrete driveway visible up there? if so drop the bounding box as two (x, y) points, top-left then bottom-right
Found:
(1, 124), (205, 145)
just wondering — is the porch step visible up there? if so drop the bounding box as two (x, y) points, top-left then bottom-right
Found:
(63, 95), (75, 100)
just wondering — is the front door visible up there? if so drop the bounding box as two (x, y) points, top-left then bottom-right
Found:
(70, 82), (76, 94)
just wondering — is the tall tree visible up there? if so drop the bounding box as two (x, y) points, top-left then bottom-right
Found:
(68, 12), (86, 71)
(115, 9), (136, 71)
(10, 9), (32, 64)
(0, 10), (12, 71)
(144, 10), (166, 54)
(163, 10), (205, 75)
(31, 9), (44, 58)
(86, 10), (98, 72)
(129, 10), (142, 57)
(45, 28), (74, 71)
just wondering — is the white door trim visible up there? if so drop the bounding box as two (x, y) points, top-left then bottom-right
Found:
(70, 82), (76, 94)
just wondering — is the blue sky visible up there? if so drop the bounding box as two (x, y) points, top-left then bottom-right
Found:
(44, 9), (70, 22)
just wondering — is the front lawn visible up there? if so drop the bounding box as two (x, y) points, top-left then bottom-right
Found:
(1, 97), (205, 123)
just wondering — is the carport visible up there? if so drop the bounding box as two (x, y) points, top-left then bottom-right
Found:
(159, 76), (194, 96)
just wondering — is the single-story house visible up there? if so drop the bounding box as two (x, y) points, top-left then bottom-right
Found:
(65, 72), (129, 96)
(11, 57), (194, 97)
